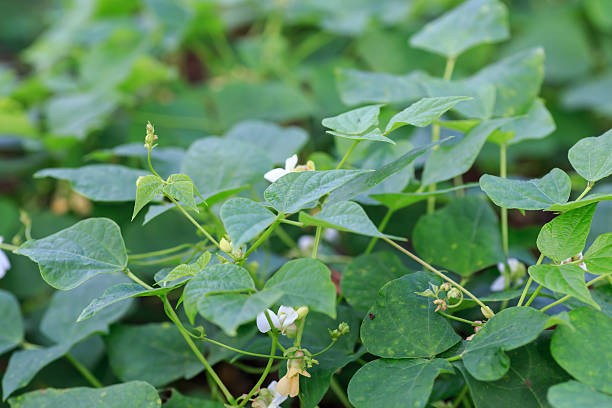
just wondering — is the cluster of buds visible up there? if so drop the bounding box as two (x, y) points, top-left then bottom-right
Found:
(416, 281), (463, 312)
(329, 322), (350, 341)
(219, 237), (245, 261)
(144, 121), (158, 151)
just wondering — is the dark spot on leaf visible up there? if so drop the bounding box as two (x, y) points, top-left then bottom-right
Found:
(368, 313), (375, 320)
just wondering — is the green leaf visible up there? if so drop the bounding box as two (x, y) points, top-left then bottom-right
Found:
(160, 253), (211, 284)
(490, 99), (556, 145)
(8, 381), (160, 408)
(546, 193), (612, 212)
(0, 290), (23, 355)
(299, 201), (402, 239)
(410, 0), (509, 58)
(35, 165), (147, 202)
(459, 334), (570, 408)
(370, 184), (479, 211)
(551, 307), (612, 393)
(479, 168), (571, 210)
(40, 275), (133, 345)
(132, 175), (164, 220)
(107, 323), (205, 387)
(467, 48), (545, 117)
(528, 264), (598, 309)
(360, 272), (461, 358)
(78, 283), (171, 322)
(264, 170), (369, 214)
(568, 129), (612, 182)
(537, 204), (596, 263)
(183, 264), (255, 324)
(163, 389), (224, 408)
(2, 343), (72, 400)
(336, 69), (426, 106)
(328, 142), (434, 203)
(548, 381), (612, 408)
(322, 104), (383, 135)
(384, 96), (471, 134)
(341, 252), (413, 314)
(163, 174), (199, 212)
(16, 218), (128, 290)
(182, 137), (272, 199)
(423, 78), (495, 120)
(197, 288), (283, 336)
(327, 128), (395, 145)
(413, 196), (503, 276)
(463, 307), (548, 381)
(422, 119), (509, 186)
(264, 258), (337, 318)
(584, 233), (612, 274)
(225, 120), (308, 164)
(348, 358), (453, 408)
(220, 198), (277, 247)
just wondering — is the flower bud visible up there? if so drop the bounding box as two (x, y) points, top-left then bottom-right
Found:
(284, 323), (298, 338)
(219, 237), (232, 253)
(447, 287), (461, 299)
(296, 306), (309, 319)
(481, 306), (494, 319)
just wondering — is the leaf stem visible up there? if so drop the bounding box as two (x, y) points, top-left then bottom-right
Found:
(244, 214), (284, 258)
(539, 274), (608, 312)
(446, 354), (463, 363)
(161, 296), (235, 405)
(166, 195), (220, 249)
(279, 219), (304, 227)
(438, 311), (483, 327)
(364, 208), (394, 254)
(524, 284), (542, 307)
(330, 376), (353, 408)
(312, 226), (322, 258)
(128, 243), (196, 260)
(125, 268), (154, 290)
(336, 140), (360, 170)
(517, 254), (544, 307)
(0, 242), (19, 251)
(499, 143), (509, 257)
(452, 385), (469, 408)
(199, 336), (288, 360)
(382, 237), (492, 314)
(238, 334), (278, 407)
(65, 353), (103, 388)
(274, 225), (297, 249)
(576, 181), (594, 201)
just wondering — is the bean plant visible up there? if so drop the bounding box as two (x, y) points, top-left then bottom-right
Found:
(0, 1), (611, 407)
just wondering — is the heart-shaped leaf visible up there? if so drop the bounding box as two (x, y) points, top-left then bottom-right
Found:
(220, 198), (277, 247)
(568, 129), (612, 182)
(384, 96), (471, 134)
(529, 264), (598, 308)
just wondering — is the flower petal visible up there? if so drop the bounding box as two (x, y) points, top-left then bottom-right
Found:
(490, 275), (506, 292)
(257, 309), (278, 333)
(277, 305), (298, 327)
(285, 154), (298, 172)
(264, 168), (287, 183)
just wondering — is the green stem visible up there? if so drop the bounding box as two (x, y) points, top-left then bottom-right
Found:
(129, 250), (195, 266)
(452, 386), (469, 408)
(125, 268), (154, 290)
(65, 353), (103, 388)
(238, 335), (278, 407)
(311, 340), (338, 357)
(146, 150), (162, 179)
(446, 355), (463, 363)
(438, 311), (483, 327)
(524, 284), (542, 307)
(166, 195), (220, 249)
(128, 243), (195, 260)
(311, 226), (322, 259)
(336, 140), (360, 170)
(0, 242), (18, 251)
(426, 56), (456, 214)
(540, 274), (608, 312)
(517, 254), (544, 307)
(280, 219), (304, 227)
(383, 237), (492, 314)
(161, 296), (235, 405)
(499, 143), (509, 257)
(330, 376), (353, 408)
(200, 336), (288, 360)
(453, 175), (465, 197)
(294, 316), (307, 348)
(232, 361), (280, 374)
(244, 215), (284, 258)
(576, 181), (594, 201)
(275, 225), (297, 249)
(364, 208), (394, 255)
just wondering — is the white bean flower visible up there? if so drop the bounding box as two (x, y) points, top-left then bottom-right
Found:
(257, 305), (299, 335)
(251, 381), (288, 408)
(491, 258), (524, 292)
(0, 236), (11, 279)
(264, 155), (315, 183)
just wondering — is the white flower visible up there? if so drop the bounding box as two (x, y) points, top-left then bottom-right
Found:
(264, 154), (298, 183)
(297, 235), (315, 251)
(323, 228), (340, 243)
(491, 258), (523, 292)
(0, 236), (11, 279)
(561, 252), (587, 271)
(252, 381), (288, 408)
(257, 305), (299, 335)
